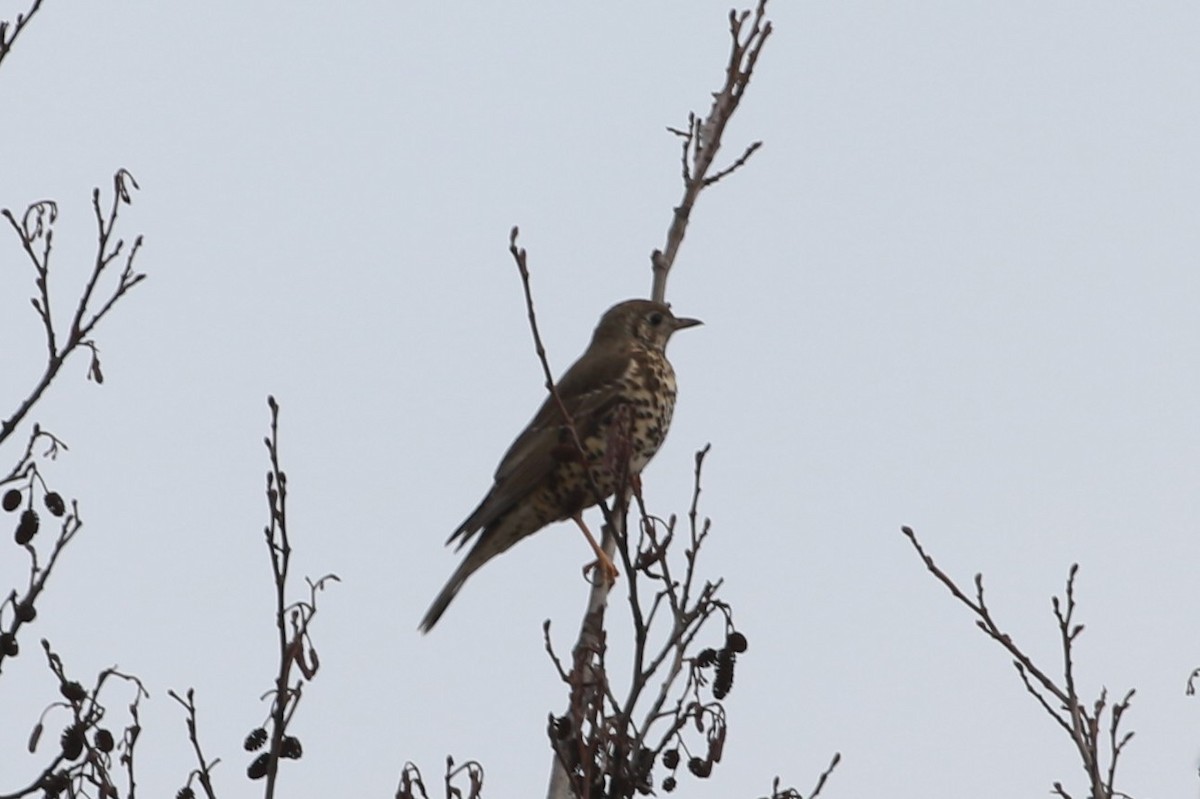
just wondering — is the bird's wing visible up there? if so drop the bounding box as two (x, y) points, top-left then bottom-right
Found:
(448, 348), (631, 546)
(495, 349), (630, 481)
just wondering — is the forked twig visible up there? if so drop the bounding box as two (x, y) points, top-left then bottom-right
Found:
(2, 170), (146, 445)
(168, 688), (220, 799)
(902, 525), (1135, 798)
(651, 0), (772, 302)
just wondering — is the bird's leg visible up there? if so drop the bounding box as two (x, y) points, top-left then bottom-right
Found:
(630, 472), (644, 503)
(572, 512), (619, 585)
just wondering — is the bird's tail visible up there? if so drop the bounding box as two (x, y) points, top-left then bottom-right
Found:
(418, 556), (481, 633)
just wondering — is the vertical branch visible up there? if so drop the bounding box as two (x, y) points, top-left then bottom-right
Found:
(249, 396), (338, 798)
(509, 230), (626, 799)
(651, 0), (771, 302)
(262, 396), (291, 799)
(544, 5), (773, 798)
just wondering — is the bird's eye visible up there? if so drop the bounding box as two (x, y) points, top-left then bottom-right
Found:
(648, 312), (664, 326)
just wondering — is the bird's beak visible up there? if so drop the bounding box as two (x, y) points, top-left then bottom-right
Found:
(672, 316), (703, 331)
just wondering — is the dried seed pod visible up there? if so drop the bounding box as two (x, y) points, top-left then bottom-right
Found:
(686, 756), (712, 778)
(0, 633), (18, 657)
(662, 776), (677, 792)
(94, 728), (115, 752)
(695, 648), (717, 667)
(15, 508), (39, 545)
(15, 601), (36, 623)
(662, 749), (680, 769)
(713, 650), (736, 699)
(725, 631), (748, 653)
(60, 725), (85, 760)
(176, 788), (196, 799)
(2, 488), (21, 512)
(247, 753), (270, 780)
(41, 771), (70, 794)
(44, 492), (65, 517)
(280, 735), (303, 759)
(244, 727), (268, 751)
(60, 681), (87, 703)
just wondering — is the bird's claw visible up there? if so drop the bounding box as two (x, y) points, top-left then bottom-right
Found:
(583, 556), (620, 586)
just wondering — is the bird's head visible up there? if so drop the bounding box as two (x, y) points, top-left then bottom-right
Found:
(595, 299), (702, 353)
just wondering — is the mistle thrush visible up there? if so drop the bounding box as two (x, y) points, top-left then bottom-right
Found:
(419, 299), (701, 632)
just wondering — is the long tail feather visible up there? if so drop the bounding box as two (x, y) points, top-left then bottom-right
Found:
(418, 557), (480, 633)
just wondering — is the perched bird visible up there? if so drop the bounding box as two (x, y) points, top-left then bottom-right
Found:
(419, 299), (701, 632)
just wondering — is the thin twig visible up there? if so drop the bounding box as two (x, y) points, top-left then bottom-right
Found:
(0, 0), (46, 70)
(806, 752), (841, 799)
(650, 0), (772, 302)
(168, 688), (220, 799)
(507, 228), (618, 535)
(902, 525), (1135, 798)
(254, 397), (337, 797)
(1, 172), (146, 446)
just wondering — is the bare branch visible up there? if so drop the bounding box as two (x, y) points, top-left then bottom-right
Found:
(702, 140), (763, 187)
(902, 525), (1136, 798)
(651, 0), (772, 301)
(250, 397), (338, 797)
(0, 0), (46, 71)
(806, 752), (841, 799)
(539, 6), (773, 797)
(1, 486), (84, 677)
(505, 230), (615, 529)
(757, 752), (841, 799)
(168, 688), (220, 799)
(1, 171), (147, 447)
(0, 642), (148, 799)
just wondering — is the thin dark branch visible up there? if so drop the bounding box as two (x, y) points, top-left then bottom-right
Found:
(506, 228), (618, 536)
(168, 688), (220, 799)
(901, 526), (1069, 706)
(0, 0), (45, 71)
(806, 752), (841, 799)
(263, 395), (291, 799)
(902, 525), (1136, 799)
(543, 621), (569, 682)
(0, 643), (148, 799)
(702, 140), (762, 187)
(1, 498), (84, 677)
(1, 172), (146, 447)
(256, 397), (337, 798)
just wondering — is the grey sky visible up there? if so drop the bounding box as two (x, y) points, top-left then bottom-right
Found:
(2, 1), (1198, 796)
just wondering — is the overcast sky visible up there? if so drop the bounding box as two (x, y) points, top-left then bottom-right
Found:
(2, 1), (1199, 797)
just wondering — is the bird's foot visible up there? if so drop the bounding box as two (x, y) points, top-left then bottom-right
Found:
(583, 551), (620, 586)
(571, 512), (619, 586)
